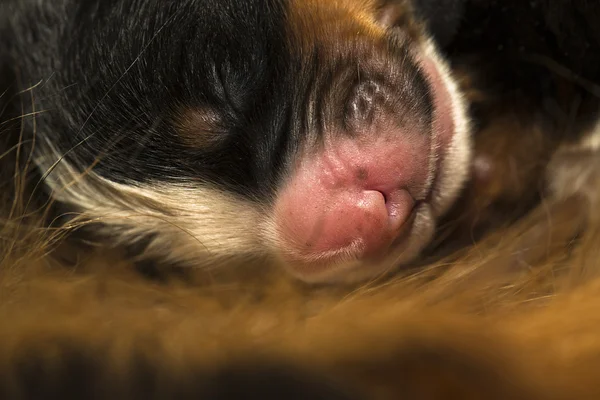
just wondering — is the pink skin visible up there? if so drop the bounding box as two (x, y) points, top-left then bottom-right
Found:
(274, 49), (456, 277)
(276, 130), (430, 264)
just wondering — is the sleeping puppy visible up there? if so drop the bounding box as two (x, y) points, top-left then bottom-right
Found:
(0, 0), (471, 284)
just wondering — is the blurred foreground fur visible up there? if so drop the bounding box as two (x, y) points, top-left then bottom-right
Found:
(2, 107), (600, 399)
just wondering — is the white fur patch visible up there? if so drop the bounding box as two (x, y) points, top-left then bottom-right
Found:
(422, 37), (472, 217)
(35, 145), (270, 269)
(546, 115), (600, 205)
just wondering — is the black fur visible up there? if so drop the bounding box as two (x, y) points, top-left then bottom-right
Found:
(413, 0), (466, 47)
(447, 0), (600, 135)
(1, 0), (292, 198)
(0, 0), (435, 204)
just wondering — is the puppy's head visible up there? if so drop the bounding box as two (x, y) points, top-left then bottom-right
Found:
(29, 0), (471, 283)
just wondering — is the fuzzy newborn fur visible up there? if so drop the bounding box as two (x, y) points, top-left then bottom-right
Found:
(1, 118), (600, 399)
(0, 179), (599, 399)
(2, 0), (600, 399)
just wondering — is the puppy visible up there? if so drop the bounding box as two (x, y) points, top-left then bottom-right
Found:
(0, 0), (471, 283)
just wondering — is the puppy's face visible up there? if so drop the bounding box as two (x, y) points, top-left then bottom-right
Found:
(27, 0), (471, 283)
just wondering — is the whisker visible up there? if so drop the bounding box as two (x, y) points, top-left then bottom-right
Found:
(27, 11), (179, 217)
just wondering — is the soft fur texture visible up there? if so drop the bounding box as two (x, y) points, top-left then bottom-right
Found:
(3, 0), (600, 399)
(1, 120), (600, 398)
(0, 0), (475, 284)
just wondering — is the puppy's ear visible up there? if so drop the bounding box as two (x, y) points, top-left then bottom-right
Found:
(376, 0), (465, 47)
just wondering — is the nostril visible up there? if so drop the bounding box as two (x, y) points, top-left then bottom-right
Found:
(380, 188), (415, 228)
(380, 190), (388, 205)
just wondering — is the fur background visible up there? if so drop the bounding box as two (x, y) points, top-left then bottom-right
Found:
(1, 120), (598, 399)
(2, 0), (600, 399)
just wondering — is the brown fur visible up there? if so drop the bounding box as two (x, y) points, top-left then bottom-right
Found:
(173, 108), (227, 149)
(2, 2), (600, 398)
(0, 195), (598, 399)
(2, 115), (600, 399)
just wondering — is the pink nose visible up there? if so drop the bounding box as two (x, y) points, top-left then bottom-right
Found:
(281, 186), (414, 260)
(274, 134), (428, 266)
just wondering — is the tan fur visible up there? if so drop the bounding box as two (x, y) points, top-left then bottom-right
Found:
(2, 2), (600, 398)
(173, 108), (226, 148)
(0, 199), (598, 398)
(1, 116), (599, 398)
